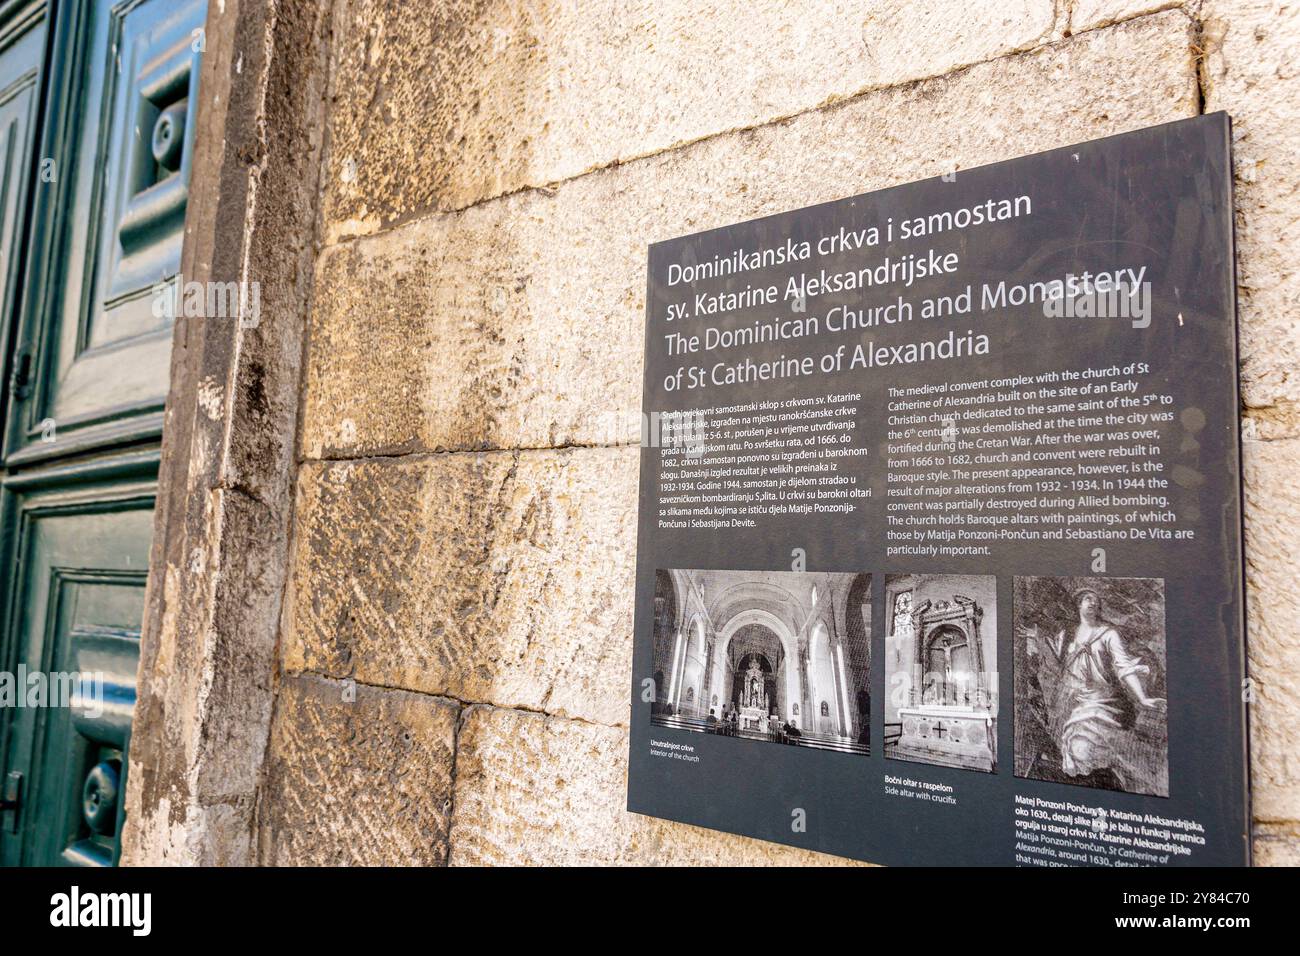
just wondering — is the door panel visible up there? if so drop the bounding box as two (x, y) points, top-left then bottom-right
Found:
(4, 0), (205, 465)
(0, 476), (153, 866)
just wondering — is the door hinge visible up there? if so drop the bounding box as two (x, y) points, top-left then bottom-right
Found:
(1, 771), (21, 833)
(9, 349), (32, 399)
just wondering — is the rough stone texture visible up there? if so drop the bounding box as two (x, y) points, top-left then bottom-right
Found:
(123, 0), (334, 865)
(1252, 824), (1300, 865)
(1202, 0), (1300, 430)
(322, 0), (1062, 236)
(148, 1), (1296, 868)
(257, 676), (460, 865)
(1070, 0), (1186, 34)
(1205, 0), (1300, 864)
(124, 798), (255, 868)
(1242, 437), (1300, 823)
(303, 11), (1199, 460)
(449, 706), (864, 866)
(282, 447), (637, 725)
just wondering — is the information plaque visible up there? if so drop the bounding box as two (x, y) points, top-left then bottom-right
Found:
(626, 114), (1249, 866)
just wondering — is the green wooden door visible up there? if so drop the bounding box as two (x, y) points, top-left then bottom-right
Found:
(0, 0), (205, 866)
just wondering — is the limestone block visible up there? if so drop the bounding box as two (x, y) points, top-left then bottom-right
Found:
(449, 706), (866, 865)
(257, 675), (459, 865)
(322, 0), (1060, 231)
(1070, 0), (1182, 34)
(1203, 0), (1300, 422)
(1242, 437), (1300, 822)
(283, 446), (637, 725)
(1252, 824), (1300, 865)
(303, 12), (1198, 459)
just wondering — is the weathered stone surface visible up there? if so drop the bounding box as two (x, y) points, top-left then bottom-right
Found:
(1203, 0), (1300, 427)
(1243, 436), (1300, 822)
(449, 706), (866, 865)
(124, 797), (255, 868)
(129, 0), (1297, 871)
(257, 675), (459, 865)
(303, 12), (1198, 459)
(1252, 824), (1300, 866)
(322, 0), (1061, 233)
(1070, 0), (1182, 34)
(282, 446), (637, 725)
(124, 0), (335, 866)
(1187, 0), (1300, 840)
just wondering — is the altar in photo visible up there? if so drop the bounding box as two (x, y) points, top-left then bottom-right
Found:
(884, 573), (998, 773)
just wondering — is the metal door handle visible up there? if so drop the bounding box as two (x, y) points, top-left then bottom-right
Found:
(2, 771), (22, 833)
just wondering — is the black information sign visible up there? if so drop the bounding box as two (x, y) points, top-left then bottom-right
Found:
(626, 114), (1249, 866)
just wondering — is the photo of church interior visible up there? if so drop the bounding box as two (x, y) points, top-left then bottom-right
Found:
(883, 574), (999, 773)
(650, 569), (871, 755)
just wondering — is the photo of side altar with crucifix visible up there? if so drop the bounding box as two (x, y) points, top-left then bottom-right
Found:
(883, 574), (999, 773)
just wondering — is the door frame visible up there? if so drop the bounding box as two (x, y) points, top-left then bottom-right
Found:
(117, 0), (329, 865)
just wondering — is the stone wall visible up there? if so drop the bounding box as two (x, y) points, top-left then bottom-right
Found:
(257, 0), (1300, 864)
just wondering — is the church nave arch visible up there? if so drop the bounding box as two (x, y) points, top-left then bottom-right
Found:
(710, 607), (801, 723)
